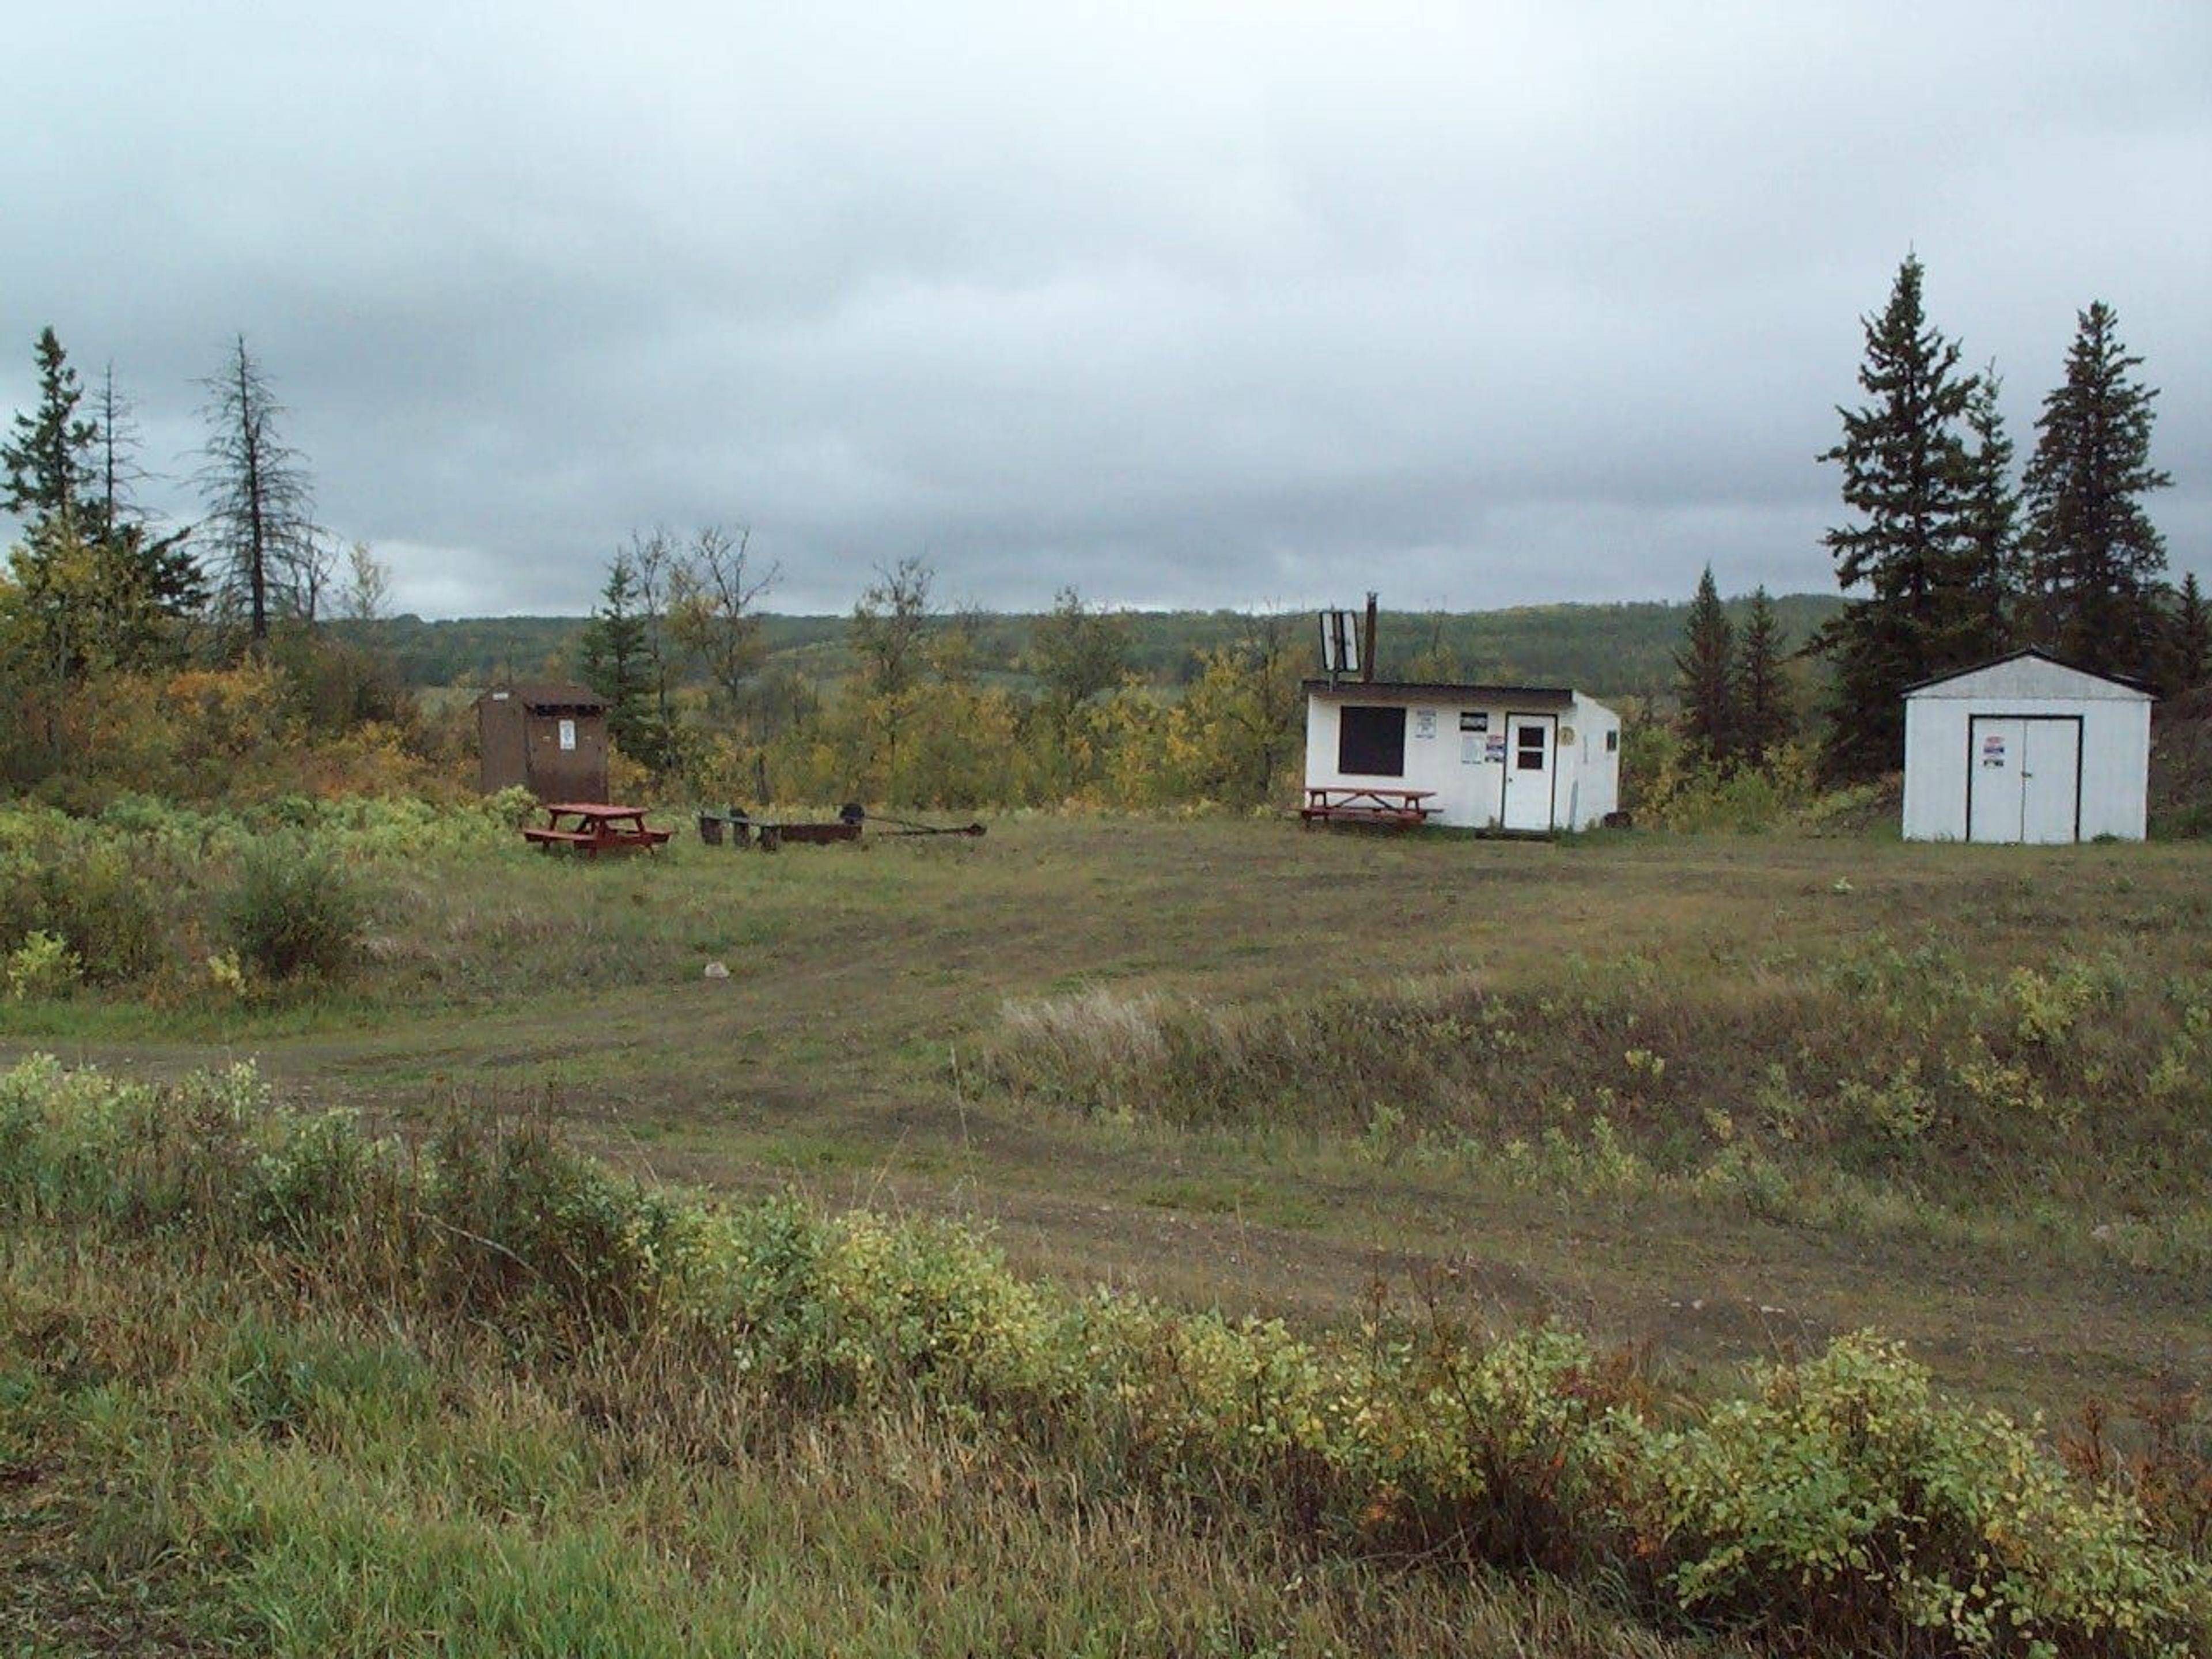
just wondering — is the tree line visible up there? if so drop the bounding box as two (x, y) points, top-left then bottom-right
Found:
(1674, 256), (2199, 779)
(1, 327), (406, 791)
(351, 600), (1838, 707)
(566, 543), (1313, 810)
(1, 329), (387, 655)
(7, 278), (2196, 815)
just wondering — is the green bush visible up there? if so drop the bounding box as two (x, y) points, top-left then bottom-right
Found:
(5, 930), (81, 1000)
(0, 797), (526, 997)
(1631, 1334), (2209, 1656)
(1635, 740), (1824, 834)
(0, 824), (166, 985)
(219, 839), (371, 982)
(1, 1055), (2204, 1657)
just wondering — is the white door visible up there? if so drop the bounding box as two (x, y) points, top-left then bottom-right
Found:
(1968, 717), (2080, 843)
(2020, 719), (2081, 843)
(1967, 718), (2022, 843)
(1500, 715), (1556, 831)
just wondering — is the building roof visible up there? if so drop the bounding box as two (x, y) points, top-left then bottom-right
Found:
(476, 681), (609, 713)
(1302, 677), (1577, 708)
(1903, 647), (2154, 700)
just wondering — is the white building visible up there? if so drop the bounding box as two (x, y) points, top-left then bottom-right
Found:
(1901, 650), (2153, 843)
(1302, 679), (1622, 832)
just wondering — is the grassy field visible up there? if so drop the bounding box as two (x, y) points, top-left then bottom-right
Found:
(4, 812), (2209, 1653)
(16, 815), (2206, 1406)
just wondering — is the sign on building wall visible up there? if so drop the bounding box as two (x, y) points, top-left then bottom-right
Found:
(1413, 710), (1437, 740)
(1456, 711), (1488, 762)
(559, 718), (577, 752)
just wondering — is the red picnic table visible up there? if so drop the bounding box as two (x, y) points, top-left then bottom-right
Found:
(520, 802), (673, 857)
(1299, 786), (1438, 829)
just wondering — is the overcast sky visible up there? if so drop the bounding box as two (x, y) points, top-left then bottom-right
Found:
(5, 2), (2206, 618)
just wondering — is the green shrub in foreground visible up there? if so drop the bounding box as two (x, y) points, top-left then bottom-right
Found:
(0, 1054), (2203, 1658)
(1629, 1336), (2207, 1654)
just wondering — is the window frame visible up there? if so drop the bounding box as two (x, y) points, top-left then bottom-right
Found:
(1337, 704), (1409, 778)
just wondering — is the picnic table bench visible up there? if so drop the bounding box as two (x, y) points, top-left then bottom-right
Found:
(521, 802), (673, 856)
(1299, 786), (1438, 830)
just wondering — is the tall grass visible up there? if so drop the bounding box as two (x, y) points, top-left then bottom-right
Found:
(983, 940), (2212, 1219)
(1, 1056), (2203, 1657)
(5, 1240), (1704, 1659)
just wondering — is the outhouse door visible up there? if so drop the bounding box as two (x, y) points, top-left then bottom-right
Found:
(1499, 714), (1558, 832)
(1967, 716), (2081, 844)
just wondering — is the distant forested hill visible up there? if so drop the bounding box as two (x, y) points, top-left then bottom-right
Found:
(1359, 595), (1843, 700)
(340, 613), (850, 690)
(346, 594), (1843, 705)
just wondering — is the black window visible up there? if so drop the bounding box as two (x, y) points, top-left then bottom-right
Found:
(1338, 706), (1407, 777)
(1605, 729), (1618, 753)
(1516, 724), (1547, 771)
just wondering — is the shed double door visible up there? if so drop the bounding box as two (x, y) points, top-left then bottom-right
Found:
(1499, 714), (1557, 832)
(1967, 716), (2081, 844)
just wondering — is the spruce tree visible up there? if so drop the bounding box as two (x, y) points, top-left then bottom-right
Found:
(578, 550), (661, 766)
(3, 331), (201, 676)
(2021, 301), (2171, 679)
(1814, 256), (1978, 779)
(1733, 586), (1796, 768)
(2, 328), (96, 534)
(1955, 365), (2021, 662)
(2170, 573), (2210, 694)
(1673, 565), (1736, 766)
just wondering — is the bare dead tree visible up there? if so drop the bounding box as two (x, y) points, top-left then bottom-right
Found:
(89, 362), (151, 545)
(195, 336), (322, 645)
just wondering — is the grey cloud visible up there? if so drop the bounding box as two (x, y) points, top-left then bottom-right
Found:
(3, 2), (2205, 619)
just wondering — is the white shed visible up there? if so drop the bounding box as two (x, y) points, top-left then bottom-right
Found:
(1302, 679), (1621, 832)
(1902, 649), (2153, 843)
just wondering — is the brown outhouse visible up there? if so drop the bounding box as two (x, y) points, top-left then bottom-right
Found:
(475, 682), (611, 802)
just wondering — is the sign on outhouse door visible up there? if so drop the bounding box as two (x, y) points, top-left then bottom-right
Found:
(1499, 714), (1556, 832)
(1967, 717), (2081, 844)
